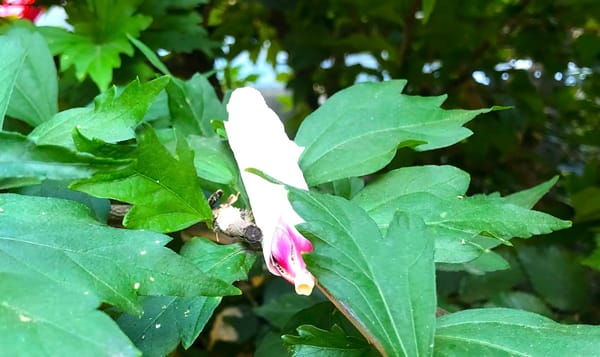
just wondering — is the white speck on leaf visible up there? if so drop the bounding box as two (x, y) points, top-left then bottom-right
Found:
(140, 250), (147, 255)
(133, 282), (140, 290)
(149, 276), (155, 282)
(161, 305), (167, 310)
(155, 323), (161, 329)
(184, 309), (190, 317)
(19, 314), (32, 322)
(83, 291), (90, 295)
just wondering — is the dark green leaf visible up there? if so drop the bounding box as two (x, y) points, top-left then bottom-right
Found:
(0, 272), (140, 357)
(487, 291), (554, 318)
(0, 131), (123, 189)
(295, 81), (495, 185)
(255, 293), (323, 330)
(0, 194), (238, 316)
(517, 244), (591, 311)
(435, 308), (600, 356)
(30, 76), (169, 149)
(71, 126), (212, 233)
(117, 238), (255, 356)
(290, 188), (436, 357)
(283, 325), (376, 357)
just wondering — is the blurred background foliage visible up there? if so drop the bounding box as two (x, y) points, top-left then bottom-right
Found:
(2, 0), (599, 353)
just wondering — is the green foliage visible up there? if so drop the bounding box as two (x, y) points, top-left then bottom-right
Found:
(30, 76), (169, 149)
(0, 273), (139, 357)
(2, 27), (57, 127)
(295, 80), (496, 185)
(117, 238), (255, 356)
(0, 4), (597, 354)
(39, 1), (152, 91)
(0, 131), (122, 189)
(0, 34), (25, 128)
(435, 308), (600, 356)
(0, 194), (238, 313)
(289, 188), (437, 356)
(71, 126), (212, 233)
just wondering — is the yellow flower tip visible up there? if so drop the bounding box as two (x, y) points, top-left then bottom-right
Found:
(294, 273), (315, 296)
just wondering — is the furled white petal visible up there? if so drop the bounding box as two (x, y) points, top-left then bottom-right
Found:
(225, 87), (308, 275)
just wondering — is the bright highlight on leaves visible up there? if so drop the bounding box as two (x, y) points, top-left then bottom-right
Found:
(38, 1), (152, 90)
(30, 76), (169, 149)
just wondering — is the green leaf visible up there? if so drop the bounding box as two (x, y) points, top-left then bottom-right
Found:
(435, 308), (600, 356)
(30, 76), (169, 149)
(0, 34), (26, 128)
(503, 176), (558, 209)
(4, 27), (58, 127)
(118, 238), (255, 356)
(188, 134), (239, 185)
(517, 244), (591, 311)
(139, 0), (218, 54)
(283, 325), (376, 357)
(127, 34), (171, 75)
(71, 126), (212, 233)
(167, 74), (227, 136)
(487, 291), (554, 318)
(295, 80), (495, 185)
(39, 1), (152, 90)
(570, 186), (600, 223)
(0, 131), (123, 189)
(421, 0), (436, 23)
(0, 194), (238, 316)
(290, 188), (436, 357)
(255, 293), (323, 330)
(353, 168), (570, 263)
(0, 272), (140, 357)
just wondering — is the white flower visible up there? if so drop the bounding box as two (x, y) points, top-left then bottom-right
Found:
(225, 87), (315, 295)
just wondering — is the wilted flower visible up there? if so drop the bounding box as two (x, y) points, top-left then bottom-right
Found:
(0, 0), (43, 21)
(225, 87), (315, 295)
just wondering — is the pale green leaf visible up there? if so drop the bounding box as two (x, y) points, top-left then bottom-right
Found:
(435, 308), (600, 356)
(295, 80), (494, 185)
(290, 188), (436, 357)
(71, 126), (212, 233)
(5, 27), (57, 127)
(0, 35), (26, 128)
(0, 272), (140, 357)
(30, 76), (169, 149)
(0, 194), (238, 316)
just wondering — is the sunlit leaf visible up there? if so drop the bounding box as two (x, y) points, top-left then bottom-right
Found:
(30, 76), (169, 149)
